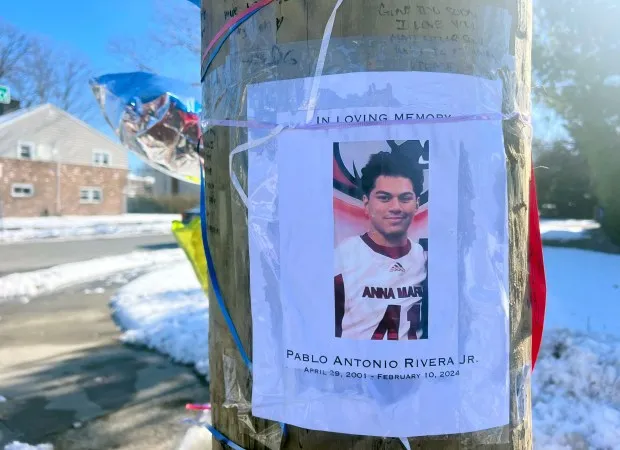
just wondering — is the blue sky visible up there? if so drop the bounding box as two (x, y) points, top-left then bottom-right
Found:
(3, 0), (198, 172)
(3, 0), (150, 74)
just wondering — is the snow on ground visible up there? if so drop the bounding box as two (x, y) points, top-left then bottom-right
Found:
(540, 219), (600, 241)
(532, 247), (620, 449)
(0, 214), (180, 243)
(0, 249), (186, 303)
(533, 329), (620, 449)
(0, 214), (180, 229)
(84, 287), (106, 295)
(110, 261), (209, 378)
(3, 443), (53, 450)
(542, 247), (620, 335)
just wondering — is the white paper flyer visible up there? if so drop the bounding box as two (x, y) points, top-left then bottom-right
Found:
(246, 71), (509, 437)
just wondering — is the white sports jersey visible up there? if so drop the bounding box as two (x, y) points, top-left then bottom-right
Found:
(335, 234), (427, 340)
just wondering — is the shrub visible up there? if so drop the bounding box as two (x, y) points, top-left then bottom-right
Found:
(128, 195), (198, 214)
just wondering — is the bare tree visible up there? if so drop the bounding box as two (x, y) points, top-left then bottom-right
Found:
(151, 0), (201, 57)
(54, 53), (93, 115)
(108, 39), (158, 74)
(0, 21), (30, 81)
(0, 19), (95, 121)
(108, 0), (200, 85)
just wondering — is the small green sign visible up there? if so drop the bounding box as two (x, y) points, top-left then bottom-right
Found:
(0, 85), (10, 105)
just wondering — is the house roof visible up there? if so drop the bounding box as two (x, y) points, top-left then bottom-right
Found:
(0, 104), (42, 127)
(0, 103), (125, 150)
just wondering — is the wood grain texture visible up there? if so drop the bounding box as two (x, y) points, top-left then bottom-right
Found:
(201, 1), (532, 448)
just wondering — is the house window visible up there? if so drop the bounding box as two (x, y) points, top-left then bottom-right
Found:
(11, 183), (35, 198)
(80, 187), (103, 204)
(17, 141), (35, 159)
(93, 150), (111, 166)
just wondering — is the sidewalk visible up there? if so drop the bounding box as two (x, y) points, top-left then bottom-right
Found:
(0, 279), (207, 449)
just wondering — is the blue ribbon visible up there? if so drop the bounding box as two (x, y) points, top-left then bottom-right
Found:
(206, 425), (246, 450)
(198, 165), (288, 448)
(200, 6), (264, 82)
(196, 0), (288, 439)
(199, 166), (252, 370)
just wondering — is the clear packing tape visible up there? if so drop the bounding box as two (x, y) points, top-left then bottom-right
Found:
(222, 355), (284, 450)
(215, 353), (532, 448)
(199, 0), (534, 447)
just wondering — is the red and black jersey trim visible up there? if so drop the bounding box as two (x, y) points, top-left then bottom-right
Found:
(360, 233), (412, 259)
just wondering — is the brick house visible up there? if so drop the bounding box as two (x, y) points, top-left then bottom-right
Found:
(0, 104), (129, 217)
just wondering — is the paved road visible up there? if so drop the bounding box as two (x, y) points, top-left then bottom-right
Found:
(0, 235), (178, 276)
(0, 277), (210, 449)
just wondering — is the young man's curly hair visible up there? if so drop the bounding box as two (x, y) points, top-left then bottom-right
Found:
(360, 151), (424, 198)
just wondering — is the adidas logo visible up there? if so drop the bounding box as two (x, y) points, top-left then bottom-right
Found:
(390, 262), (406, 273)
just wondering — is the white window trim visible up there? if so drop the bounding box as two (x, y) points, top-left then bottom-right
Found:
(16, 141), (35, 160)
(11, 183), (35, 198)
(80, 186), (103, 204)
(92, 149), (111, 166)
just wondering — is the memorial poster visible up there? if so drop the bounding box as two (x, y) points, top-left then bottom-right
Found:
(246, 71), (509, 437)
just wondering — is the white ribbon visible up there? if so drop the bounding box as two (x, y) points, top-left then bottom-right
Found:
(304, 0), (344, 124)
(229, 0), (343, 208)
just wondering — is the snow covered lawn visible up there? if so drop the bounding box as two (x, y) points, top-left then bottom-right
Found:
(542, 247), (620, 335)
(533, 329), (620, 449)
(3, 443), (53, 450)
(540, 219), (600, 242)
(532, 246), (620, 449)
(0, 249), (186, 303)
(110, 261), (209, 378)
(0, 214), (180, 243)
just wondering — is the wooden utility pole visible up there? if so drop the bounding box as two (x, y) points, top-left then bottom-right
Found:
(201, 1), (532, 448)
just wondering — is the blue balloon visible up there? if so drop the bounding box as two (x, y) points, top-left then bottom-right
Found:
(92, 72), (201, 114)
